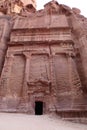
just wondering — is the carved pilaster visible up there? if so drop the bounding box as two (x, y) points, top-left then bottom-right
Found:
(23, 52), (31, 82)
(48, 54), (58, 110)
(22, 52), (31, 101)
(0, 54), (14, 97)
(67, 52), (82, 106)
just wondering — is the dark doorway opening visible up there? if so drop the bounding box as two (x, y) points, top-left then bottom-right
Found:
(35, 101), (43, 115)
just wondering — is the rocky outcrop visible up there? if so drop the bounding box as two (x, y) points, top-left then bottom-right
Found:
(0, 0), (36, 15)
(0, 0), (87, 122)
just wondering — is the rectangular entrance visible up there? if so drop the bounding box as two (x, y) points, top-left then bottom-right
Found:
(35, 101), (43, 115)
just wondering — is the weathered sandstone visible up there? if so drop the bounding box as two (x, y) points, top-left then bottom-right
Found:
(0, 0), (87, 122)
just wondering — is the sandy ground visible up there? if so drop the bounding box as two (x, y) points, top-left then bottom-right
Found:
(0, 113), (87, 130)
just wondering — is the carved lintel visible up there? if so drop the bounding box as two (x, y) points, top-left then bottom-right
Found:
(27, 86), (50, 95)
(27, 79), (51, 87)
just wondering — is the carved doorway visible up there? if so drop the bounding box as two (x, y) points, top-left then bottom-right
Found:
(35, 101), (43, 115)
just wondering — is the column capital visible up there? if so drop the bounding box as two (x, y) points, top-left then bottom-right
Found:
(23, 52), (31, 58)
(66, 52), (76, 57)
(6, 54), (14, 59)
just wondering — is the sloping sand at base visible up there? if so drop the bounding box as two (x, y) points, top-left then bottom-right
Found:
(0, 113), (86, 130)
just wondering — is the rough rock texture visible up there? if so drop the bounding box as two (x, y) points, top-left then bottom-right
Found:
(0, 0), (36, 14)
(0, 0), (87, 122)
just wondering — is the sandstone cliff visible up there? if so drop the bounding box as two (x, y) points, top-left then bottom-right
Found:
(0, 0), (87, 121)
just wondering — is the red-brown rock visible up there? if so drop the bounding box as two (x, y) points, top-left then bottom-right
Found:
(0, 0), (87, 123)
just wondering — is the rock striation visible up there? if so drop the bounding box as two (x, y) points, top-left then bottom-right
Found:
(0, 0), (87, 122)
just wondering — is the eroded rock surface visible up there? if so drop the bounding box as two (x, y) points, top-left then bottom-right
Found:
(0, 0), (87, 123)
(0, 0), (36, 14)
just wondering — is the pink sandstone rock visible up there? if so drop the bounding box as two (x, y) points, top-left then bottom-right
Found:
(0, 0), (87, 123)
